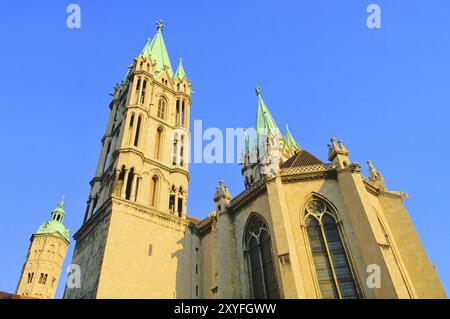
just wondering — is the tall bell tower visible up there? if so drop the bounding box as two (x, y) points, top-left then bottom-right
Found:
(64, 20), (198, 299)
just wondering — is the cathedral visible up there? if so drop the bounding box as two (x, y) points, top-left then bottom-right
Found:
(53, 21), (446, 299)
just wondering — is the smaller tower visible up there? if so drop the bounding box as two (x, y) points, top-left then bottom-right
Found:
(16, 198), (70, 299)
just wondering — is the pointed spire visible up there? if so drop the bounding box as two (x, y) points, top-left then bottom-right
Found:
(255, 85), (281, 137)
(174, 57), (187, 80)
(284, 124), (300, 150)
(140, 19), (173, 77)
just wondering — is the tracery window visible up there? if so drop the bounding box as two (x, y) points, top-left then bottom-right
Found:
(245, 215), (280, 299)
(304, 198), (359, 299)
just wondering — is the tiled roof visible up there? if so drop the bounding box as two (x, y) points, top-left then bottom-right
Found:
(280, 150), (324, 168)
(186, 216), (202, 224)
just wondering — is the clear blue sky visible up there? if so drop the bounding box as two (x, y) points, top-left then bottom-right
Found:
(0, 1), (449, 298)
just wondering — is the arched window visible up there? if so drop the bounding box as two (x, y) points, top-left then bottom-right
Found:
(172, 133), (178, 165)
(245, 215), (280, 299)
(180, 134), (185, 166)
(304, 197), (359, 299)
(134, 116), (142, 147)
(155, 127), (163, 160)
(140, 80), (147, 104)
(176, 100), (180, 125)
(125, 168), (134, 200)
(128, 114), (135, 145)
(135, 77), (141, 103)
(181, 100), (185, 126)
(150, 175), (159, 207)
(157, 98), (166, 120)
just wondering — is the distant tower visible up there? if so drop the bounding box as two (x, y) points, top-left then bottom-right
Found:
(16, 198), (70, 299)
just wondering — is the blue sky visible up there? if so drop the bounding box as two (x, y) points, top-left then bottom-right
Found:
(0, 1), (449, 298)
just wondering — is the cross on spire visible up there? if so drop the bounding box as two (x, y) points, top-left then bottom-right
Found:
(255, 85), (262, 96)
(156, 19), (164, 32)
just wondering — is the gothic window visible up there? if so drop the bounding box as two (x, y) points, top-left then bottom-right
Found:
(180, 135), (185, 166)
(128, 114), (135, 145)
(245, 215), (280, 299)
(155, 127), (163, 160)
(177, 197), (183, 217)
(135, 77), (141, 103)
(39, 273), (48, 285)
(134, 116), (142, 147)
(304, 198), (359, 299)
(176, 100), (180, 125)
(150, 175), (159, 208)
(27, 272), (34, 284)
(181, 100), (185, 126)
(169, 194), (176, 213)
(125, 168), (134, 200)
(140, 80), (147, 104)
(157, 98), (166, 120)
(172, 133), (178, 165)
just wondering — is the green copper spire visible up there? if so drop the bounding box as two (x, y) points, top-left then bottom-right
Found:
(174, 57), (187, 80)
(284, 124), (301, 150)
(140, 19), (174, 77)
(35, 197), (70, 243)
(255, 85), (281, 137)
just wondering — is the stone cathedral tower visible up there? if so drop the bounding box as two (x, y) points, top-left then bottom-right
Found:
(64, 20), (197, 299)
(63, 20), (446, 299)
(16, 198), (69, 299)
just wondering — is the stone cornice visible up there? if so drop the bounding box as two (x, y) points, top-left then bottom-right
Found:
(362, 177), (380, 196)
(116, 148), (190, 180)
(111, 197), (192, 233)
(280, 163), (336, 184)
(73, 199), (112, 242)
(73, 196), (195, 242)
(229, 179), (268, 212)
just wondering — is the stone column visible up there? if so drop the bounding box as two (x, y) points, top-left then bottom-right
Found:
(130, 174), (138, 202)
(121, 169), (129, 198)
(112, 169), (121, 196)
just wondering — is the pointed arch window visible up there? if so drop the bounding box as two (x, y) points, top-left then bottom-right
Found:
(181, 100), (185, 126)
(128, 114), (135, 145)
(150, 175), (159, 208)
(304, 198), (359, 299)
(245, 215), (280, 299)
(180, 134), (185, 166)
(140, 80), (147, 104)
(157, 98), (166, 120)
(134, 116), (142, 147)
(172, 132), (178, 165)
(155, 127), (163, 160)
